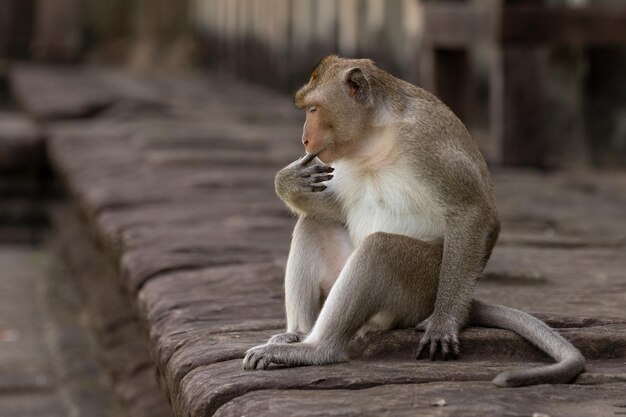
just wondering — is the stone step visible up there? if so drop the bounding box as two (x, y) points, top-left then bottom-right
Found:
(14, 64), (624, 416)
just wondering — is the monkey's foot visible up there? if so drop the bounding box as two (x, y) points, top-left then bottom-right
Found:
(242, 342), (347, 370)
(267, 331), (304, 344)
(416, 314), (461, 360)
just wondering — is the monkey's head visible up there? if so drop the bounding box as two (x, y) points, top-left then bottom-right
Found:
(294, 55), (377, 163)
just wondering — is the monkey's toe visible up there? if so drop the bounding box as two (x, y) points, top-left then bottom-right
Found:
(268, 332), (303, 344)
(416, 327), (461, 361)
(243, 345), (272, 370)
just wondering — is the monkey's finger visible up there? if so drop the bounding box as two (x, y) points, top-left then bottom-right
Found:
(429, 338), (439, 361)
(310, 165), (334, 173)
(311, 174), (333, 183)
(243, 352), (256, 370)
(415, 338), (428, 359)
(311, 185), (327, 192)
(441, 339), (450, 360)
(300, 153), (317, 166)
(452, 336), (461, 357)
(252, 354), (264, 370)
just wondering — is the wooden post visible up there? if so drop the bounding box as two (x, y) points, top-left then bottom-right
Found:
(265, 0), (291, 90)
(435, 48), (472, 125)
(490, 45), (549, 166)
(490, 0), (549, 166)
(338, 0), (359, 57)
(358, 0), (384, 63)
(251, 0), (272, 83)
(314, 0), (337, 55)
(31, 0), (80, 61)
(401, 0), (424, 85)
(381, 0), (405, 75)
(129, 0), (193, 68)
(289, 0), (316, 89)
(0, 0), (13, 58)
(419, 0), (473, 125)
(216, 0), (228, 70)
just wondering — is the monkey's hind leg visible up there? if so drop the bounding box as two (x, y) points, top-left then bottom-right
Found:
(267, 217), (353, 345)
(243, 232), (441, 370)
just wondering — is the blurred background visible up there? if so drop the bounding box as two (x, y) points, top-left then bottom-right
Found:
(0, 0), (626, 167)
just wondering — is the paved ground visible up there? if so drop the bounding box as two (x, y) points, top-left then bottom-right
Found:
(0, 112), (48, 244)
(4, 65), (626, 416)
(0, 245), (117, 417)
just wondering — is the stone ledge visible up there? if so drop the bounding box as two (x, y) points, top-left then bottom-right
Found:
(214, 381), (626, 417)
(11, 65), (624, 416)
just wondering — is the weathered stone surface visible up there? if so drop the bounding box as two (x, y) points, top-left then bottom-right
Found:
(0, 111), (51, 243)
(493, 169), (626, 244)
(0, 245), (118, 417)
(215, 381), (626, 417)
(163, 322), (626, 410)
(53, 206), (174, 417)
(24, 65), (625, 416)
(11, 65), (303, 124)
(480, 245), (626, 318)
(30, 0), (81, 61)
(178, 358), (626, 417)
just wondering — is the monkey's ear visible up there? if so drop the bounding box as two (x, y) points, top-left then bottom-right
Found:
(345, 67), (370, 103)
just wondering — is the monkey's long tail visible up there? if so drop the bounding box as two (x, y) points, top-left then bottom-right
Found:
(469, 300), (585, 387)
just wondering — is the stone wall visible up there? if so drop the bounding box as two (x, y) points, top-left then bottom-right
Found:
(0, 0), (195, 67)
(191, 0), (425, 90)
(1, 0), (625, 166)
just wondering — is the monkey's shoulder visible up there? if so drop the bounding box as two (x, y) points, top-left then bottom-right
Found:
(391, 123), (495, 204)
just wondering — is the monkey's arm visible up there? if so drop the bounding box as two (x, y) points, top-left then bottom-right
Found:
(275, 156), (344, 223)
(417, 202), (499, 359)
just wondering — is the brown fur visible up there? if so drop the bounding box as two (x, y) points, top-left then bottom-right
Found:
(244, 56), (585, 388)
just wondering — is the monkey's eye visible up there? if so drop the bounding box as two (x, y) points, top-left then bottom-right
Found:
(308, 105), (317, 113)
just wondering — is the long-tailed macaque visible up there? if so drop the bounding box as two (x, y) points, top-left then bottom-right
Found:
(243, 55), (585, 387)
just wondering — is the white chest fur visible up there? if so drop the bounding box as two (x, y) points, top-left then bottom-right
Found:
(328, 157), (446, 247)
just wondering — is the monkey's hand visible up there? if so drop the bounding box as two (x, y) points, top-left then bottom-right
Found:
(415, 313), (461, 360)
(274, 155), (336, 217)
(275, 155), (334, 197)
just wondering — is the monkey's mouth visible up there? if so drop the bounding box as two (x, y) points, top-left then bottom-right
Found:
(312, 144), (331, 160)
(304, 143), (327, 157)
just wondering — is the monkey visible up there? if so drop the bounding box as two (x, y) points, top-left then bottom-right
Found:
(242, 55), (585, 387)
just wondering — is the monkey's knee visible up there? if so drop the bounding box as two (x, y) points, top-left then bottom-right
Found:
(359, 232), (442, 268)
(294, 215), (326, 234)
(358, 232), (398, 260)
(355, 232), (442, 301)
